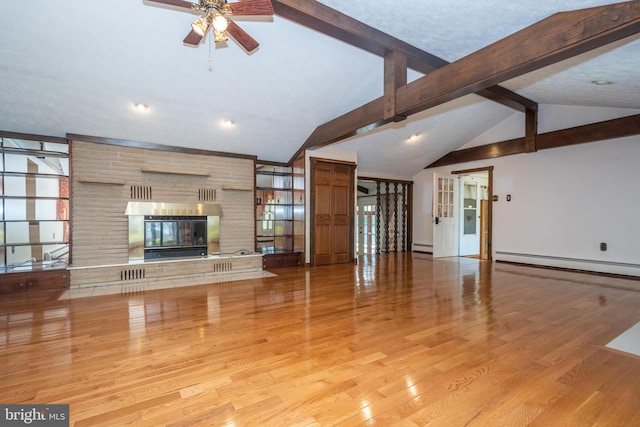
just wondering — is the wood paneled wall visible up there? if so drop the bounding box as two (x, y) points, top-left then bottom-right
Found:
(70, 139), (255, 268)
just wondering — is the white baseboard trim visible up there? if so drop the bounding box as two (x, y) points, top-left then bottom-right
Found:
(413, 243), (433, 253)
(495, 251), (640, 277)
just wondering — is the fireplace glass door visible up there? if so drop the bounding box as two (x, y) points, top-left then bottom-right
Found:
(143, 216), (207, 259)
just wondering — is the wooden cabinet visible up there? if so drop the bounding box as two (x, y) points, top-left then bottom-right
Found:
(0, 270), (68, 294)
(262, 252), (300, 269)
(0, 274), (28, 294)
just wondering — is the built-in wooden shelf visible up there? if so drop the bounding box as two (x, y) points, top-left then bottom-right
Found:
(222, 184), (254, 191)
(141, 166), (210, 176)
(77, 176), (126, 185)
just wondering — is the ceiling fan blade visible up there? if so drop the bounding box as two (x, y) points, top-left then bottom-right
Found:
(146, 0), (195, 11)
(226, 20), (259, 53)
(183, 29), (205, 46)
(228, 0), (274, 16)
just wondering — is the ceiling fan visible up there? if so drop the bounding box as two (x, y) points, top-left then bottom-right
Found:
(147, 0), (274, 53)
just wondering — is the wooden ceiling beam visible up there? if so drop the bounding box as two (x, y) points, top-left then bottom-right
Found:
(384, 51), (408, 121)
(271, 0), (447, 72)
(272, 0), (536, 112)
(288, 97), (391, 162)
(524, 107), (538, 153)
(426, 113), (640, 168)
(287, 1), (639, 162)
(396, 1), (640, 117)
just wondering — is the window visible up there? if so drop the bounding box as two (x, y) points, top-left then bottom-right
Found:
(1, 136), (69, 273)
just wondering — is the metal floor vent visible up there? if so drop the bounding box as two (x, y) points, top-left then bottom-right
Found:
(120, 268), (146, 281)
(212, 261), (232, 272)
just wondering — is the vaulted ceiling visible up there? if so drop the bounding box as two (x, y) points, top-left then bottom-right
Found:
(0, 0), (638, 178)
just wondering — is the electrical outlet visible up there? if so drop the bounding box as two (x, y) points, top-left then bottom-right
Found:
(600, 242), (607, 251)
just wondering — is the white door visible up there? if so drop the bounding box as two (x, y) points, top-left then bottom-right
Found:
(459, 176), (480, 256)
(356, 204), (376, 255)
(433, 172), (458, 258)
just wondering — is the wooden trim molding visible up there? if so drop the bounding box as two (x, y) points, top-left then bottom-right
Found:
(141, 165), (210, 176)
(309, 157), (356, 167)
(76, 176), (126, 185)
(0, 130), (67, 144)
(222, 184), (253, 191)
(67, 133), (257, 161)
(451, 166), (494, 175)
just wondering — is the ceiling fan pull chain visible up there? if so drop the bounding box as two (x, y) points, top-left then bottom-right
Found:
(208, 32), (213, 72)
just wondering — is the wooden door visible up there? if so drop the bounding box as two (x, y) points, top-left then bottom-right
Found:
(311, 160), (355, 266)
(480, 199), (489, 260)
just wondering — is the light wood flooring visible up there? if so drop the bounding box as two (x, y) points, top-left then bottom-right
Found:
(1, 253), (640, 426)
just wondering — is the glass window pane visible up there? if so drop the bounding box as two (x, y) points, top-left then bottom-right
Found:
(4, 176), (26, 196)
(43, 142), (69, 154)
(162, 222), (178, 246)
(3, 138), (41, 150)
(464, 209), (477, 235)
(6, 245), (35, 268)
(44, 243), (69, 261)
(56, 199), (69, 220)
(39, 221), (66, 243)
(6, 221), (30, 244)
(5, 199), (26, 220)
(35, 157), (66, 175)
(145, 222), (161, 247)
(4, 154), (29, 173)
(36, 176), (61, 197)
(4, 155), (69, 175)
(35, 199), (57, 220)
(256, 174), (273, 188)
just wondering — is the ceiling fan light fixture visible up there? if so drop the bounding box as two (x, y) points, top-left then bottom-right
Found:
(213, 29), (228, 43)
(212, 14), (228, 32)
(191, 16), (209, 36)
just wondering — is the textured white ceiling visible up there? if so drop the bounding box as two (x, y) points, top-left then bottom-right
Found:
(0, 0), (638, 178)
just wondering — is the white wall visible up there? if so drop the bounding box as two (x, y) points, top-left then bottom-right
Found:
(413, 106), (640, 276)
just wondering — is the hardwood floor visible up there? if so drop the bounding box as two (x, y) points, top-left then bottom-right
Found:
(1, 253), (640, 426)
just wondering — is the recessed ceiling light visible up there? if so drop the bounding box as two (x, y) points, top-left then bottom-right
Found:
(222, 119), (235, 127)
(133, 103), (149, 112)
(590, 80), (613, 86)
(406, 134), (420, 143)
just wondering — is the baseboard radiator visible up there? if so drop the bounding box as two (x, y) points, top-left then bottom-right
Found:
(495, 251), (640, 277)
(413, 243), (433, 253)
